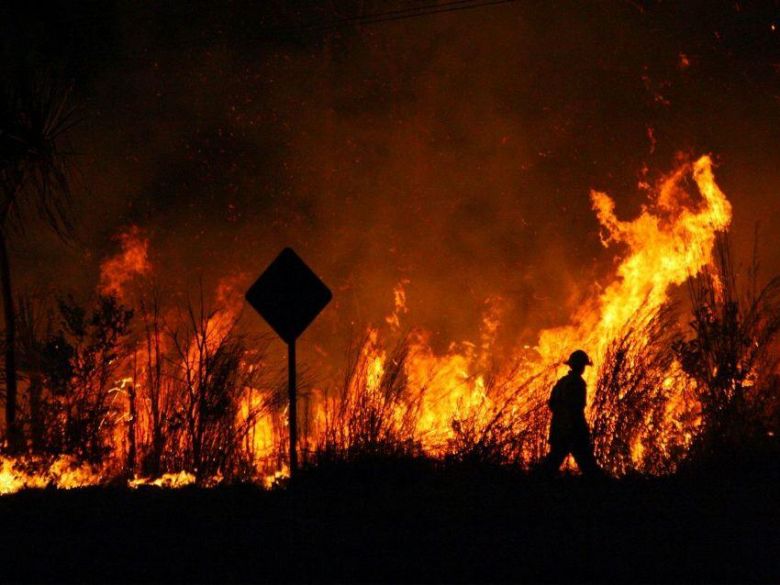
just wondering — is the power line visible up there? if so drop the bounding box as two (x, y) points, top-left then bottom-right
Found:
(5, 1), (522, 69)
(310, 0), (499, 25)
(122, 1), (522, 62)
(262, 0), (520, 36)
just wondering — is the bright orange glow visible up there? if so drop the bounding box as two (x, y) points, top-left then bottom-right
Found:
(0, 155), (737, 491)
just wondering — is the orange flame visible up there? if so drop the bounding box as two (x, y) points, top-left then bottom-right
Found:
(343, 155), (732, 463)
(0, 155), (738, 492)
(99, 226), (151, 300)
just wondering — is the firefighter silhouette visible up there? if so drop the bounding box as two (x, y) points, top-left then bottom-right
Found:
(541, 349), (603, 476)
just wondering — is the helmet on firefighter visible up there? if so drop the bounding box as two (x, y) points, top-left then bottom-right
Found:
(565, 349), (592, 368)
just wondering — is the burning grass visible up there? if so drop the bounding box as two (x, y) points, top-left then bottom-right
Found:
(0, 155), (778, 492)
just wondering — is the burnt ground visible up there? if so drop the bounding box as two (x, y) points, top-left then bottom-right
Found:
(0, 456), (778, 583)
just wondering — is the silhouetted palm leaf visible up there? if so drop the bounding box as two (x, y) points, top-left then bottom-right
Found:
(0, 72), (78, 240)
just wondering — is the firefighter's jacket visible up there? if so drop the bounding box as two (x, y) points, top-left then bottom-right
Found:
(548, 372), (589, 446)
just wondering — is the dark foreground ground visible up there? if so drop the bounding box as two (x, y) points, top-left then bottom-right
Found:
(0, 457), (778, 583)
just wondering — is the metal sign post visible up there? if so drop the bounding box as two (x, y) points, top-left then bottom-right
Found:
(245, 248), (332, 477)
(287, 340), (297, 473)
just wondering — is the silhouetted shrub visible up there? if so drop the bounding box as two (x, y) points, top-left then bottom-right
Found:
(315, 334), (420, 462)
(674, 234), (780, 462)
(166, 297), (268, 483)
(39, 295), (132, 463)
(446, 367), (552, 467)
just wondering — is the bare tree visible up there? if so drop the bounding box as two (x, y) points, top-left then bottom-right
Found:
(168, 293), (267, 483)
(137, 289), (168, 476)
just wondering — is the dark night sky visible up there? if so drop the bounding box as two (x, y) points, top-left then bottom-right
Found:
(3, 0), (780, 367)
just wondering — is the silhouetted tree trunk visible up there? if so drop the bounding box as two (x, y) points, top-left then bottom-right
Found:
(28, 373), (43, 451)
(141, 294), (164, 476)
(0, 230), (20, 451)
(126, 366), (137, 477)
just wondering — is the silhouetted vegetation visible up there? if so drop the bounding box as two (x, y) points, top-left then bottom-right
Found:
(315, 334), (420, 461)
(166, 296), (268, 483)
(0, 231), (776, 487)
(39, 295), (132, 463)
(675, 233), (780, 464)
(446, 368), (551, 467)
(0, 73), (78, 450)
(591, 305), (685, 476)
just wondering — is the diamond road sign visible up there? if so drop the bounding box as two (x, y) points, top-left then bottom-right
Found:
(245, 247), (332, 344)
